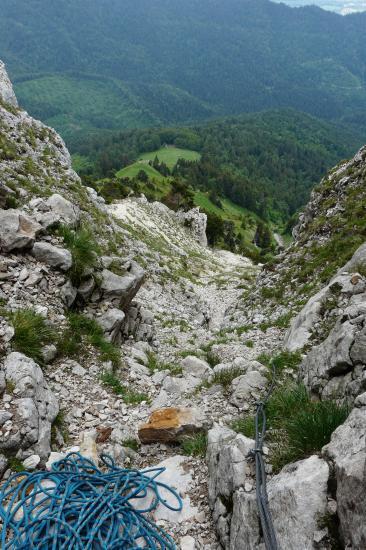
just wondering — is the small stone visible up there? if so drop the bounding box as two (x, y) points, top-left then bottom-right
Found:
(96, 426), (113, 443)
(180, 535), (196, 550)
(23, 454), (41, 470)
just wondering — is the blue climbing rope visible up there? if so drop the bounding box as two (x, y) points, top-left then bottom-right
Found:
(0, 452), (183, 549)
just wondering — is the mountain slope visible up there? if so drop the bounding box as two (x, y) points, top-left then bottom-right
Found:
(1, 0), (366, 137)
(75, 110), (365, 227)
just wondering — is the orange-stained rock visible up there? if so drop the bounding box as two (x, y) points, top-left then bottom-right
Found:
(138, 407), (205, 443)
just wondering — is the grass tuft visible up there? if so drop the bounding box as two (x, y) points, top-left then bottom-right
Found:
(58, 225), (100, 285)
(58, 313), (121, 368)
(212, 367), (244, 389)
(10, 308), (56, 365)
(232, 382), (348, 472)
(180, 432), (208, 457)
(100, 372), (149, 404)
(146, 352), (183, 375)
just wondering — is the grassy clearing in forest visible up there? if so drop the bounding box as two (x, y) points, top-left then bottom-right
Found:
(138, 147), (200, 169)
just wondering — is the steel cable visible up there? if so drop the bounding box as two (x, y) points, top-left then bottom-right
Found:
(251, 363), (278, 550)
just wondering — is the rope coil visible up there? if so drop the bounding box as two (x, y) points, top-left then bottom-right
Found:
(0, 452), (183, 549)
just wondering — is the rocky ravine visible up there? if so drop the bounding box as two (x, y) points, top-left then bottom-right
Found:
(0, 61), (366, 549)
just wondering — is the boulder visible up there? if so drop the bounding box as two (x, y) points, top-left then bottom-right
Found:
(31, 242), (72, 271)
(180, 536), (196, 550)
(77, 277), (95, 301)
(98, 308), (125, 343)
(207, 425), (255, 549)
(267, 456), (329, 549)
(175, 207), (208, 246)
(229, 371), (267, 408)
(0, 210), (41, 252)
(23, 454), (41, 470)
(60, 280), (77, 307)
(181, 355), (212, 380)
(323, 396), (366, 549)
(138, 407), (205, 443)
(2, 352), (59, 460)
(228, 455), (329, 550)
(230, 491), (263, 550)
(100, 262), (145, 309)
(45, 194), (80, 227)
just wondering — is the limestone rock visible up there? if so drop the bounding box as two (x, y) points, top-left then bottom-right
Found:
(180, 536), (196, 550)
(99, 308), (125, 343)
(267, 455), (329, 549)
(0, 210), (42, 252)
(175, 207), (208, 246)
(31, 242), (72, 271)
(301, 318), (360, 400)
(181, 355), (212, 380)
(229, 371), (267, 408)
(60, 280), (77, 307)
(80, 429), (98, 465)
(100, 262), (145, 309)
(23, 454), (41, 470)
(138, 407), (205, 443)
(207, 425), (255, 548)
(0, 60), (18, 107)
(45, 193), (80, 227)
(132, 455), (198, 523)
(323, 397), (366, 549)
(2, 352), (59, 459)
(230, 491), (262, 550)
(0, 454), (8, 478)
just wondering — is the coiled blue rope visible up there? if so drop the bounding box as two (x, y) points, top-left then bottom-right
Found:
(0, 452), (183, 549)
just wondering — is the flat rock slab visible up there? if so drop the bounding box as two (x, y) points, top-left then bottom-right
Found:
(138, 407), (205, 443)
(131, 455), (199, 524)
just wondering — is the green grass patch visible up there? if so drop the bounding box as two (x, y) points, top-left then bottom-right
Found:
(212, 367), (244, 389)
(58, 313), (121, 368)
(116, 162), (166, 182)
(146, 352), (183, 376)
(257, 350), (303, 379)
(100, 372), (149, 404)
(122, 438), (140, 452)
(9, 308), (56, 365)
(58, 225), (100, 286)
(180, 432), (208, 457)
(233, 383), (349, 472)
(139, 147), (200, 169)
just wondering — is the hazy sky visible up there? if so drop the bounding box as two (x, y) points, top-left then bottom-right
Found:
(272, 0), (366, 14)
